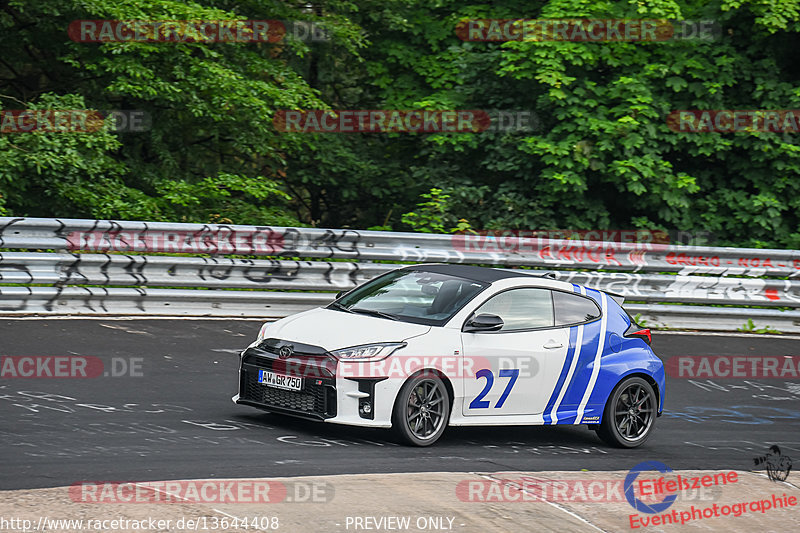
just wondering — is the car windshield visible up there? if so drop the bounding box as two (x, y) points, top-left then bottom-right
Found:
(330, 269), (489, 326)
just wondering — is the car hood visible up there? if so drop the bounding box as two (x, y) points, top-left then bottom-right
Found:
(262, 307), (431, 351)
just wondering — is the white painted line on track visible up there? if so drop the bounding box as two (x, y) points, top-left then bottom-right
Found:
(477, 472), (610, 533)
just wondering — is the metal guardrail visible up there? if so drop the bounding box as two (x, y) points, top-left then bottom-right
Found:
(624, 304), (800, 333)
(1, 217), (799, 331)
(0, 252), (392, 290)
(0, 286), (332, 317)
(2, 217), (799, 275)
(1, 252), (798, 305)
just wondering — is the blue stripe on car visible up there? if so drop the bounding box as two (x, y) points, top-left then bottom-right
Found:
(551, 287), (606, 425)
(543, 323), (579, 424)
(575, 291), (608, 423)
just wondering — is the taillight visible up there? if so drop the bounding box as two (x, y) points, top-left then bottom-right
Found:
(625, 327), (651, 345)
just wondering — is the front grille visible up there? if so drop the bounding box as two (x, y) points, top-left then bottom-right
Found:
(243, 351), (336, 380)
(239, 344), (337, 419)
(242, 369), (328, 413)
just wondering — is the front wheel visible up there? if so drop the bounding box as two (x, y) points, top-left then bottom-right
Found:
(392, 373), (450, 446)
(596, 376), (657, 448)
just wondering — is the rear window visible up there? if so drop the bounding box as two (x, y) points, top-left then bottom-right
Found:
(553, 290), (601, 326)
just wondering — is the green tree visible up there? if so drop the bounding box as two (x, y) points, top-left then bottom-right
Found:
(2, 0), (800, 249)
(0, 0), (364, 225)
(342, 0), (800, 247)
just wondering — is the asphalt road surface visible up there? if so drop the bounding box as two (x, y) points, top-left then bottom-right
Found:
(1, 319), (799, 490)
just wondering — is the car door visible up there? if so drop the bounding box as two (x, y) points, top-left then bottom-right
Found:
(460, 287), (570, 417)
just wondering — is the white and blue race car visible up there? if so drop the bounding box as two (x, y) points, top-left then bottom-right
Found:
(233, 264), (665, 447)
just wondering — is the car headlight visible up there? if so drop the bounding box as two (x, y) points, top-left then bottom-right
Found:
(256, 322), (271, 341)
(246, 322), (272, 348)
(331, 342), (406, 361)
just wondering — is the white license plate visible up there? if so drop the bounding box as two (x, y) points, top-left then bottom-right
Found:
(258, 370), (302, 391)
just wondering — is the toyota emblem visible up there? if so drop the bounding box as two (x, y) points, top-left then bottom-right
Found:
(278, 345), (294, 359)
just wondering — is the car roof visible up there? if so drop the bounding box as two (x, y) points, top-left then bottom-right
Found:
(402, 263), (544, 283)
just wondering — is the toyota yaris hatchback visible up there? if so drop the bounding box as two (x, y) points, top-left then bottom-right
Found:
(233, 264), (665, 447)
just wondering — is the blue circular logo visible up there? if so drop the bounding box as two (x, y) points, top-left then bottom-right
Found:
(624, 461), (677, 514)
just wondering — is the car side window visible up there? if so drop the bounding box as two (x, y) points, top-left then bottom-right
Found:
(553, 290), (601, 326)
(472, 288), (554, 331)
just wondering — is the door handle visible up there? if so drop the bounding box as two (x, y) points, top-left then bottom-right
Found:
(543, 341), (563, 349)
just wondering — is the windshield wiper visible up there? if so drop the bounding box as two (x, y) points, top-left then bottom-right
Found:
(330, 302), (353, 313)
(350, 307), (399, 321)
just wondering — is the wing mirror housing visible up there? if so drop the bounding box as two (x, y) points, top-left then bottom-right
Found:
(463, 313), (504, 333)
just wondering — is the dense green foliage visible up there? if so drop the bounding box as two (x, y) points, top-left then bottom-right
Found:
(1, 1), (799, 247)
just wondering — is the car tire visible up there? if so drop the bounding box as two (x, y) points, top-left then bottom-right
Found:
(392, 372), (450, 446)
(596, 376), (657, 448)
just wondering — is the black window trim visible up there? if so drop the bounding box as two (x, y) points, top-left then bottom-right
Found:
(459, 285), (603, 334)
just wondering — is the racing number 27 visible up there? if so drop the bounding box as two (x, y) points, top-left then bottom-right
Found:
(469, 369), (520, 409)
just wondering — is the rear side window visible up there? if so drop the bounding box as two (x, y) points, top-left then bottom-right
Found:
(553, 290), (601, 326)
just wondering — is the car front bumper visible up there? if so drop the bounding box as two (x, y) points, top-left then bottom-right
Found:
(235, 343), (338, 420)
(234, 341), (398, 428)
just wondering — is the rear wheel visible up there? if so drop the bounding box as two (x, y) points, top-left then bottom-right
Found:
(597, 376), (656, 448)
(392, 373), (450, 446)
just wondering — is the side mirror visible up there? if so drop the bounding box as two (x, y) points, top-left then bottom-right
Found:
(463, 313), (504, 333)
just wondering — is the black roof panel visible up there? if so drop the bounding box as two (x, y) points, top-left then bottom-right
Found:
(402, 263), (541, 283)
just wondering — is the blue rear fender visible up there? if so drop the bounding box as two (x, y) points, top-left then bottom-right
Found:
(541, 285), (665, 426)
(588, 346), (666, 418)
(579, 290), (665, 424)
